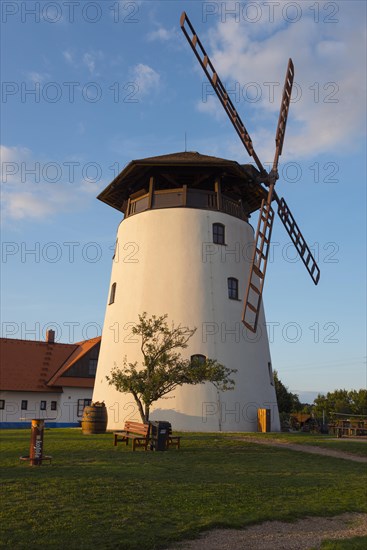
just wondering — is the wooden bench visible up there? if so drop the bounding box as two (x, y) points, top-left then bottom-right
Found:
(166, 426), (181, 450)
(113, 421), (150, 451)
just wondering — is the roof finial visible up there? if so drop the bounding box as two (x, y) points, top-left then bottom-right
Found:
(184, 131), (187, 152)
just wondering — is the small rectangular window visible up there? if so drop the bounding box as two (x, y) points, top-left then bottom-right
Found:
(109, 282), (116, 305)
(77, 398), (92, 417)
(228, 277), (239, 300)
(268, 362), (274, 386)
(0, 400), (5, 410)
(21, 400), (28, 410)
(51, 401), (57, 411)
(213, 223), (225, 245)
(40, 401), (47, 411)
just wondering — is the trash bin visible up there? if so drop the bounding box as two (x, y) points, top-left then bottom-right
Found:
(150, 421), (171, 451)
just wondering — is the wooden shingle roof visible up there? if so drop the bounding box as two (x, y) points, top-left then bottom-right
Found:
(97, 151), (266, 214)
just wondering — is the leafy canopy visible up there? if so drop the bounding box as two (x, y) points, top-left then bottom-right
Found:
(107, 312), (236, 422)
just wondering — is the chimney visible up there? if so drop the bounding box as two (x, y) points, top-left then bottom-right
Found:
(46, 329), (55, 344)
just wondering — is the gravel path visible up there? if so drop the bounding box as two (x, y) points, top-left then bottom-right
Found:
(169, 513), (367, 550)
(234, 436), (367, 463)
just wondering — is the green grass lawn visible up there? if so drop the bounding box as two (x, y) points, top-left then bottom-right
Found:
(1, 429), (366, 549)
(318, 537), (367, 549)
(237, 432), (367, 457)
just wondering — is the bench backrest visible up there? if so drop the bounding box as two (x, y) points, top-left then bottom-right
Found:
(124, 421), (150, 437)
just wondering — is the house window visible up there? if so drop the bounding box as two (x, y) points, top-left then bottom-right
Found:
(40, 401), (47, 411)
(77, 398), (92, 417)
(0, 400), (5, 410)
(51, 401), (57, 411)
(109, 282), (116, 304)
(228, 277), (239, 300)
(213, 223), (225, 245)
(268, 362), (274, 386)
(21, 400), (28, 410)
(191, 354), (206, 366)
(89, 358), (98, 376)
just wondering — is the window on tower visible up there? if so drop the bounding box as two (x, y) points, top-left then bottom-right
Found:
(268, 362), (274, 386)
(109, 282), (116, 305)
(228, 277), (239, 300)
(213, 223), (225, 245)
(191, 354), (206, 366)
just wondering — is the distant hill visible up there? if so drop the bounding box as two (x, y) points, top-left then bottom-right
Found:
(292, 390), (326, 404)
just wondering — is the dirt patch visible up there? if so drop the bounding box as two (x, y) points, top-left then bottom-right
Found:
(168, 513), (367, 550)
(234, 437), (367, 463)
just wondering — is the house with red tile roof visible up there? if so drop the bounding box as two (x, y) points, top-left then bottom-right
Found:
(0, 330), (101, 428)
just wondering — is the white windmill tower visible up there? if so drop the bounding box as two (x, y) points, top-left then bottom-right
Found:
(92, 13), (320, 432)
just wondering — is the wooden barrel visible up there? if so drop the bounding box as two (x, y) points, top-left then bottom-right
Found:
(81, 403), (107, 434)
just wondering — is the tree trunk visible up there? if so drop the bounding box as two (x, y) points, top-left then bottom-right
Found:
(132, 393), (146, 423)
(144, 405), (150, 422)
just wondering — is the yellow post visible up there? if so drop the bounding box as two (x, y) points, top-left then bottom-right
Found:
(257, 409), (271, 432)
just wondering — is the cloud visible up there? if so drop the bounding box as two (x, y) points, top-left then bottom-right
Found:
(63, 49), (74, 65)
(63, 49), (104, 75)
(27, 71), (50, 83)
(196, 95), (226, 122)
(82, 51), (104, 75)
(130, 63), (160, 96)
(0, 145), (99, 223)
(193, 1), (366, 161)
(147, 26), (176, 42)
(4, 191), (58, 220)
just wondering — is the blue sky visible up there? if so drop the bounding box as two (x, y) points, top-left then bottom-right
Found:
(1, 0), (366, 400)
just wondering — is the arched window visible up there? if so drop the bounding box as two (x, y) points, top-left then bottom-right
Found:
(213, 223), (225, 245)
(109, 282), (116, 305)
(191, 354), (206, 366)
(228, 277), (239, 300)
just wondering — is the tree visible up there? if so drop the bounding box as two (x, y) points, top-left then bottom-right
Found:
(273, 370), (301, 414)
(107, 313), (237, 423)
(313, 389), (367, 421)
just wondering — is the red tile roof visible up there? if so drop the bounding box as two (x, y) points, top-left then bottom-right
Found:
(48, 337), (101, 386)
(0, 337), (101, 392)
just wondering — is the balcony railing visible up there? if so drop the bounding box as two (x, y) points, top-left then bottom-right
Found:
(126, 187), (248, 221)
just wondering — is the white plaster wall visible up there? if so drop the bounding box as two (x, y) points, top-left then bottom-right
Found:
(93, 207), (280, 432)
(0, 387), (93, 426)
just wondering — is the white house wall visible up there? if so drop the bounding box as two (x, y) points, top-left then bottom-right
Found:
(93, 208), (280, 432)
(0, 387), (93, 428)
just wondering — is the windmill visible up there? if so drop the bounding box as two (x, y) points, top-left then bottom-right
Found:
(92, 13), (321, 433)
(180, 11), (320, 333)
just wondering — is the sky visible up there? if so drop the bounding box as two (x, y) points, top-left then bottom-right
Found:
(1, 0), (366, 401)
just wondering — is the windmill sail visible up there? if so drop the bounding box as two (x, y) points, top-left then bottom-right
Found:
(180, 11), (320, 335)
(278, 198), (320, 285)
(180, 11), (266, 176)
